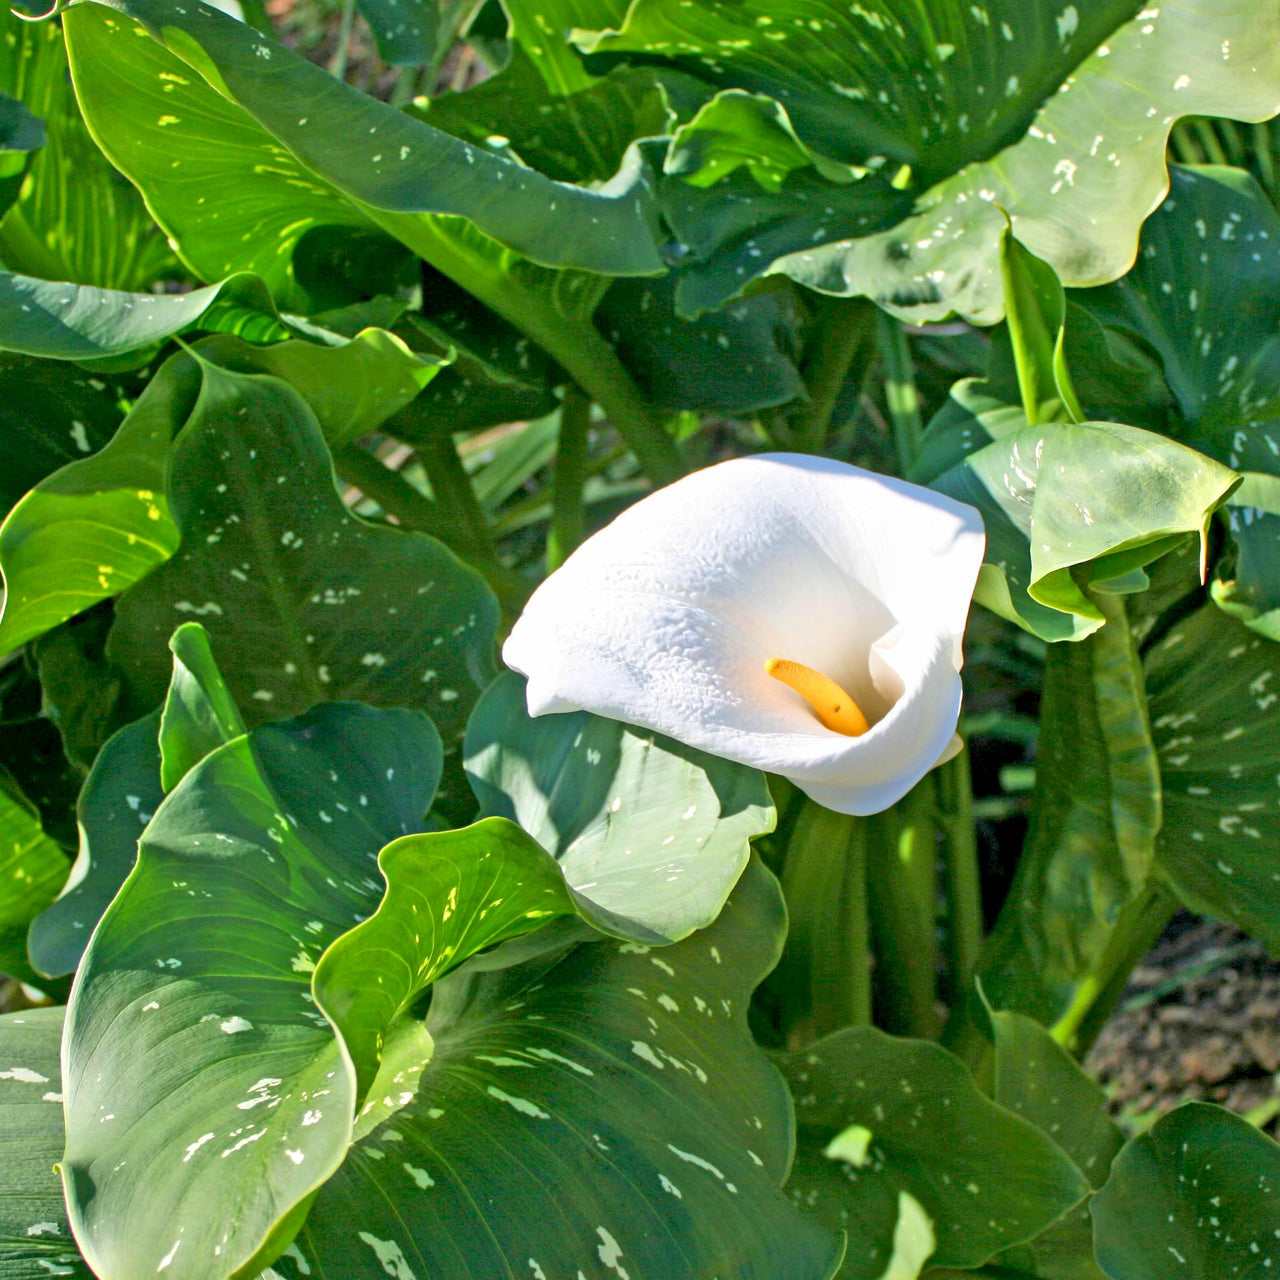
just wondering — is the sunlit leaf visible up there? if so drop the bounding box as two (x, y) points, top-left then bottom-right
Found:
(61, 700), (443, 1280)
(465, 671), (775, 942)
(275, 859), (846, 1280)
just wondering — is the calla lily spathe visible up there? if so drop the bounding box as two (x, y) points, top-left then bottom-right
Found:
(503, 454), (985, 815)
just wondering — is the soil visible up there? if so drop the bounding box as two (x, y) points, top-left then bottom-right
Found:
(1086, 914), (1280, 1135)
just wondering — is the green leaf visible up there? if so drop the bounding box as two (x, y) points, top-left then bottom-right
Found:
(158, 622), (246, 792)
(1092, 1103), (1280, 1279)
(64, 0), (665, 287)
(464, 671), (775, 943)
(505, 0), (626, 95)
(61, 700), (443, 1280)
(603, 0), (1280, 322)
(388, 295), (562, 441)
(0, 1007), (93, 1279)
(276, 859), (846, 1280)
(0, 354), (124, 522)
(989, 1009), (1123, 1280)
(0, 352), (196, 653)
(921, 394), (1240, 642)
(0, 269), (286, 361)
(0, 90), (43, 155)
(979, 591), (1161, 1031)
(190, 329), (447, 448)
(0, 771), (69, 980)
(419, 49), (675, 184)
(26, 709), (161, 979)
(1077, 166), (1280, 638)
(780, 1026), (1089, 1279)
(597, 270), (805, 414)
(1144, 594), (1280, 953)
(105, 359), (499, 761)
(0, 12), (174, 290)
(313, 816), (584, 1096)
(357, 0), (436, 66)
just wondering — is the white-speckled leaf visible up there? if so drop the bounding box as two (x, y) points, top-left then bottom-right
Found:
(60, 701), (443, 1280)
(272, 858), (846, 1280)
(0, 1008), (92, 1280)
(1077, 165), (1280, 638)
(464, 672), (775, 943)
(0, 773), (69, 982)
(780, 1026), (1089, 1279)
(1092, 1103), (1280, 1279)
(602, 0), (1280, 322)
(104, 358), (498, 784)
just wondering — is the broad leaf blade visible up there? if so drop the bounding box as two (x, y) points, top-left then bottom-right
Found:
(1092, 1103), (1280, 1279)
(0, 772), (69, 980)
(105, 359), (499, 766)
(780, 1026), (1089, 1279)
(313, 816), (582, 1096)
(61, 701), (442, 1280)
(158, 622), (246, 792)
(0, 1007), (92, 1279)
(465, 671), (775, 943)
(278, 859), (846, 1280)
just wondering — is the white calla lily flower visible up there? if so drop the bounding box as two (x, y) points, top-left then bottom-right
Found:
(503, 454), (985, 815)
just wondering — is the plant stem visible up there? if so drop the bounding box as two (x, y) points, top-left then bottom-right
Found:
(876, 310), (924, 474)
(547, 388), (590, 571)
(938, 748), (982, 1008)
(327, 0), (358, 81)
(777, 800), (872, 1047)
(867, 782), (940, 1039)
(791, 296), (875, 454)
(1050, 878), (1179, 1056)
(1255, 122), (1278, 204)
(416, 429), (497, 560)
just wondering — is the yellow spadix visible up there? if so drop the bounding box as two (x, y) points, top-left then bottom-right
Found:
(764, 658), (870, 737)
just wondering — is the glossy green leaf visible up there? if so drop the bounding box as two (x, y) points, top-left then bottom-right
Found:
(465, 671), (775, 943)
(0, 352), (196, 653)
(419, 49), (675, 185)
(0, 1007), (93, 1279)
(990, 1009), (1123, 1280)
(921, 393), (1240, 641)
(0, 355), (124, 521)
(190, 329), (447, 448)
(0, 269), (286, 361)
(1078, 166), (1280, 638)
(979, 592), (1161, 1032)
(504, 0), (625, 94)
(105, 359), (499, 757)
(313, 816), (583, 1095)
(64, 0), (665, 290)
(158, 622), (246, 792)
(610, 0), (1280, 322)
(275, 859), (846, 1280)
(596, 269), (805, 414)
(61, 701), (443, 1280)
(1092, 1103), (1280, 1279)
(781, 1027), (1089, 1279)
(0, 771), (69, 980)
(0, 13), (173, 290)
(1144, 594), (1280, 953)
(387, 296), (562, 441)
(26, 709), (161, 979)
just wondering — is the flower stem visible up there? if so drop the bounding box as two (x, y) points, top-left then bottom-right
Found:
(876, 310), (924, 474)
(1049, 878), (1179, 1056)
(938, 748), (982, 1008)
(868, 782), (940, 1039)
(777, 800), (872, 1047)
(547, 388), (590, 571)
(791, 296), (876, 454)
